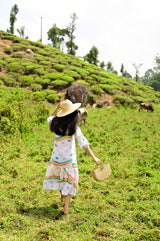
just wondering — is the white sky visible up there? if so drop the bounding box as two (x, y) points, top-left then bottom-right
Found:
(0, 0), (160, 77)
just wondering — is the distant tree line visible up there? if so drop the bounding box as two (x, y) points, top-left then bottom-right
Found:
(141, 54), (160, 91)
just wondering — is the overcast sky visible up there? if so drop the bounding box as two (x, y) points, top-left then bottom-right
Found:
(1, 0), (160, 77)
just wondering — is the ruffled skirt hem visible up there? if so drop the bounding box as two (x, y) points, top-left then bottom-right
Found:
(43, 164), (78, 196)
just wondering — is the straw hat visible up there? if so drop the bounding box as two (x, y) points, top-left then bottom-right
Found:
(57, 99), (81, 117)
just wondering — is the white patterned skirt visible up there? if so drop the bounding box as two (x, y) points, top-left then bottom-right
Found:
(43, 164), (79, 196)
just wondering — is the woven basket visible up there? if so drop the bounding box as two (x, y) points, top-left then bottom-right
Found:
(91, 163), (111, 181)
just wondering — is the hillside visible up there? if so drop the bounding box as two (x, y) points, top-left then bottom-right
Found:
(0, 30), (160, 241)
(0, 30), (160, 106)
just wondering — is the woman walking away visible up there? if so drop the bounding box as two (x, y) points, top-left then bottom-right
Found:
(43, 100), (101, 215)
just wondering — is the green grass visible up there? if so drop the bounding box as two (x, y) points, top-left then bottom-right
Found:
(0, 86), (160, 240)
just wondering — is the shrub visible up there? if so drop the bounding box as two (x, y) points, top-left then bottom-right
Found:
(99, 84), (114, 94)
(35, 78), (50, 89)
(91, 85), (104, 95)
(76, 80), (90, 87)
(7, 63), (23, 73)
(0, 60), (5, 71)
(10, 44), (27, 52)
(44, 72), (61, 80)
(0, 105), (18, 134)
(0, 74), (7, 81)
(46, 94), (57, 103)
(19, 76), (34, 86)
(63, 70), (80, 79)
(30, 84), (42, 92)
(12, 52), (24, 58)
(24, 64), (41, 74)
(39, 60), (51, 66)
(37, 48), (48, 56)
(67, 66), (89, 77)
(6, 58), (18, 63)
(85, 76), (95, 85)
(90, 74), (100, 81)
(51, 80), (68, 87)
(53, 64), (66, 72)
(113, 95), (134, 106)
(4, 47), (12, 54)
(34, 68), (46, 76)
(0, 80), (4, 85)
(45, 73), (74, 83)
(88, 93), (97, 104)
(33, 91), (46, 100)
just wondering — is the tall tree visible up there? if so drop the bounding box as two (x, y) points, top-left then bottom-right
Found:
(106, 61), (114, 72)
(47, 24), (67, 50)
(84, 46), (99, 66)
(133, 63), (143, 82)
(66, 12), (78, 55)
(153, 54), (160, 73)
(100, 61), (105, 69)
(17, 26), (28, 39)
(120, 63), (124, 76)
(7, 4), (19, 34)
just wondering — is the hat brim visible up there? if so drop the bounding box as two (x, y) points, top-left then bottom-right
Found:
(57, 103), (81, 117)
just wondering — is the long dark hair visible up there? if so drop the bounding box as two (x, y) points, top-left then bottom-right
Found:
(50, 110), (79, 136)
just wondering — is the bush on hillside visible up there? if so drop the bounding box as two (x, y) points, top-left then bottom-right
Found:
(53, 64), (66, 72)
(76, 80), (90, 87)
(12, 52), (24, 58)
(63, 70), (80, 79)
(35, 78), (50, 89)
(19, 76), (34, 86)
(51, 80), (68, 87)
(46, 94), (57, 103)
(0, 105), (18, 134)
(24, 64), (42, 74)
(91, 85), (104, 95)
(114, 95), (133, 107)
(30, 84), (42, 92)
(7, 63), (23, 73)
(4, 47), (13, 54)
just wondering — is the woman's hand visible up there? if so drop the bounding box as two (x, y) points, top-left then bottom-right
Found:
(94, 157), (101, 165)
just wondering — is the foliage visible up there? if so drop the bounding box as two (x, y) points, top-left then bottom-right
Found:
(91, 85), (104, 95)
(7, 4), (19, 34)
(84, 46), (99, 66)
(47, 24), (68, 50)
(65, 12), (78, 55)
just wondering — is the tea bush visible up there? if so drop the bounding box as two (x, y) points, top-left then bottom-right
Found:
(7, 63), (22, 73)
(30, 84), (42, 92)
(91, 85), (104, 95)
(63, 70), (80, 79)
(35, 78), (50, 89)
(19, 76), (34, 86)
(113, 95), (134, 106)
(4, 46), (12, 54)
(76, 80), (90, 87)
(53, 64), (66, 72)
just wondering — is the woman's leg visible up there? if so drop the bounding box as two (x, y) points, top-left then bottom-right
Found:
(64, 194), (71, 215)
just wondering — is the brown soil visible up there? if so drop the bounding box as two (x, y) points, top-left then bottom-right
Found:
(0, 38), (12, 55)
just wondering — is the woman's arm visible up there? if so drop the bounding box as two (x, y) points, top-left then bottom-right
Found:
(50, 102), (62, 116)
(85, 147), (101, 165)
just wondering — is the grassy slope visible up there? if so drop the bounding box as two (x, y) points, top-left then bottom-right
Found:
(0, 86), (160, 240)
(0, 30), (160, 106)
